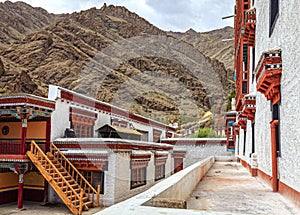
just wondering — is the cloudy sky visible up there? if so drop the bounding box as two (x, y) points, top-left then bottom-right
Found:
(2, 0), (235, 32)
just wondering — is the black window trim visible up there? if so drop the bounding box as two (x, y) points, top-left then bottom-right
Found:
(269, 0), (279, 37)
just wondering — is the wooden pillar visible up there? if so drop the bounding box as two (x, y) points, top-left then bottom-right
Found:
(43, 117), (51, 204)
(21, 119), (27, 155)
(17, 173), (24, 209)
(45, 117), (51, 153)
(270, 120), (279, 192)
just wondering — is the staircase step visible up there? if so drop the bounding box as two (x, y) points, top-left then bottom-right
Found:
(61, 186), (81, 193)
(75, 200), (93, 210)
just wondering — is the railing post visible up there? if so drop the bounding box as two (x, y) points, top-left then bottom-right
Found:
(30, 141), (33, 153)
(79, 189), (83, 215)
(96, 185), (100, 207)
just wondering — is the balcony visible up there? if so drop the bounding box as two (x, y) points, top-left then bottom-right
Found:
(255, 50), (282, 104)
(244, 7), (256, 46)
(242, 94), (256, 123)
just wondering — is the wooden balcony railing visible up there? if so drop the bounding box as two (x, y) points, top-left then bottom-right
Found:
(0, 142), (21, 154)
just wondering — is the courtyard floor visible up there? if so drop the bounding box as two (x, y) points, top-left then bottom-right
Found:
(186, 161), (300, 214)
(1, 161), (299, 215)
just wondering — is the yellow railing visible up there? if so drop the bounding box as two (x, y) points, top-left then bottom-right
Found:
(29, 141), (84, 214)
(50, 142), (100, 207)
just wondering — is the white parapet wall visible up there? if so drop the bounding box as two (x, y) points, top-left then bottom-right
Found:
(95, 156), (215, 215)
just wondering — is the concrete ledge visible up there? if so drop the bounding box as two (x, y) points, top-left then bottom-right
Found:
(95, 156), (215, 215)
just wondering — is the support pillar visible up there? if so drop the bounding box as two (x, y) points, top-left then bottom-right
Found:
(14, 163), (29, 209)
(18, 173), (24, 209)
(43, 117), (51, 204)
(45, 117), (51, 153)
(21, 119), (27, 155)
(270, 120), (279, 192)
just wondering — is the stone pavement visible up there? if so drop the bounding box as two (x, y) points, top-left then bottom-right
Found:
(1, 161), (299, 215)
(186, 161), (300, 214)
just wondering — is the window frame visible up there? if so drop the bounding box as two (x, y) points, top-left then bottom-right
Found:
(130, 167), (147, 189)
(269, 0), (279, 37)
(155, 164), (165, 181)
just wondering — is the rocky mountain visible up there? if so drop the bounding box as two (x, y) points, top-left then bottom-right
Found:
(169, 26), (234, 72)
(0, 1), (234, 131)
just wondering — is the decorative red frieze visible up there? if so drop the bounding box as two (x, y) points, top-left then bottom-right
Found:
(70, 107), (97, 126)
(233, 123), (240, 135)
(238, 112), (247, 130)
(0, 94), (55, 110)
(155, 151), (168, 166)
(161, 139), (227, 145)
(131, 151), (151, 169)
(54, 140), (173, 151)
(255, 50), (282, 104)
(225, 111), (237, 145)
(171, 149), (186, 158)
(59, 88), (175, 132)
(242, 94), (256, 123)
(244, 7), (256, 46)
(0, 154), (29, 162)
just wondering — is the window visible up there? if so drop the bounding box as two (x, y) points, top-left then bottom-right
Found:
(252, 47), (256, 83)
(269, 0), (279, 36)
(73, 124), (93, 138)
(272, 102), (281, 157)
(81, 171), (104, 194)
(242, 82), (248, 94)
(130, 167), (146, 189)
(155, 164), (165, 181)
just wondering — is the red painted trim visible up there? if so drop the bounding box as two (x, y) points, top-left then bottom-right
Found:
(54, 142), (173, 151)
(278, 181), (300, 209)
(270, 120), (279, 192)
(0, 96), (55, 109)
(161, 139), (226, 145)
(238, 157), (257, 177)
(0, 154), (29, 161)
(256, 169), (272, 187)
(130, 154), (151, 160)
(256, 168), (300, 209)
(17, 180), (23, 208)
(70, 107), (97, 118)
(59, 88), (175, 132)
(21, 121), (27, 155)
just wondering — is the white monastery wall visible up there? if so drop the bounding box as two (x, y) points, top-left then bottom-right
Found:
(50, 101), (70, 141)
(165, 153), (172, 177)
(255, 0), (300, 190)
(101, 151), (116, 206)
(175, 144), (227, 168)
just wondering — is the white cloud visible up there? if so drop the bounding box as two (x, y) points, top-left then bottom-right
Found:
(0, 0), (235, 32)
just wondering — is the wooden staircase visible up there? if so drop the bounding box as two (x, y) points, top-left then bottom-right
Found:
(27, 141), (100, 215)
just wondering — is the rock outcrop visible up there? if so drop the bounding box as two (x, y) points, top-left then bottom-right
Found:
(0, 2), (234, 129)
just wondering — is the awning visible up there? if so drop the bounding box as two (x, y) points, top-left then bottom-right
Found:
(110, 125), (142, 135)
